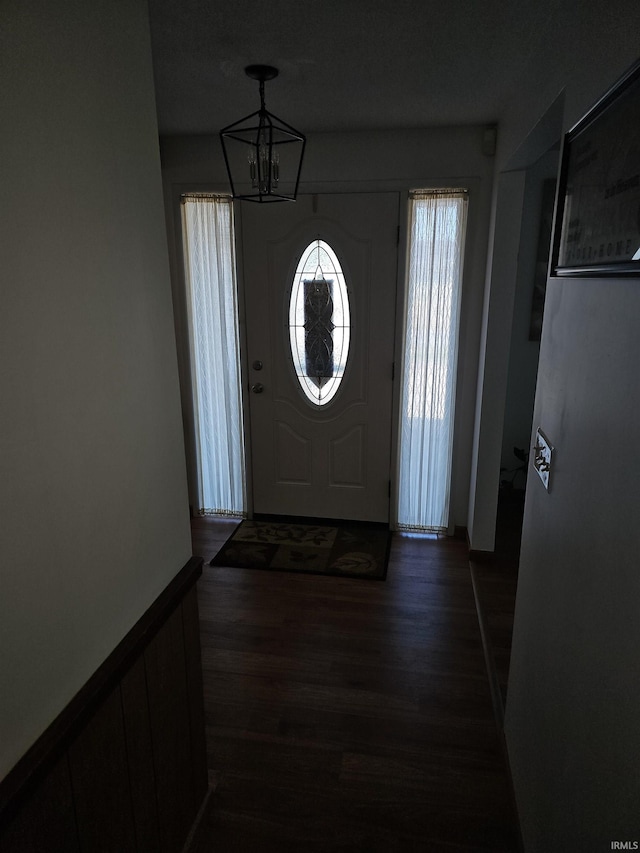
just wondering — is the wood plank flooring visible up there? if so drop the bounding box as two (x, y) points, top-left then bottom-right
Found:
(190, 517), (519, 852)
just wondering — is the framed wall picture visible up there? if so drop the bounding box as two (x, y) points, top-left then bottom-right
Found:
(553, 58), (640, 276)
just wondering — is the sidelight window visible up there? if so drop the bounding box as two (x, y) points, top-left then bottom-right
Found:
(181, 194), (245, 516)
(397, 189), (468, 532)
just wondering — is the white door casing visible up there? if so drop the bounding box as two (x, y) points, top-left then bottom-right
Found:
(240, 193), (399, 522)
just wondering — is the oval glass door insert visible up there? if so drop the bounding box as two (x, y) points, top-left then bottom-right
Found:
(289, 239), (350, 406)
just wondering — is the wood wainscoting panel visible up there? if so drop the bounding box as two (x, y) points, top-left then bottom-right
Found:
(121, 656), (162, 852)
(0, 557), (206, 853)
(145, 605), (194, 853)
(68, 686), (137, 853)
(181, 586), (209, 812)
(0, 755), (78, 853)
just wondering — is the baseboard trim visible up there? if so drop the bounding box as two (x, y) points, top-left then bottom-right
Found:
(499, 729), (525, 853)
(469, 559), (524, 852)
(0, 555), (203, 821)
(181, 784), (214, 853)
(469, 561), (504, 729)
(468, 548), (495, 563)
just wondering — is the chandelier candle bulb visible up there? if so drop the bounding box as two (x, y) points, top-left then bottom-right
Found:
(248, 149), (257, 186)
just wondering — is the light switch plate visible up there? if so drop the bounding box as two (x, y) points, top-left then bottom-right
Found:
(533, 428), (553, 491)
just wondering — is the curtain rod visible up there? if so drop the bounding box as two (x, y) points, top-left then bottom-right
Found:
(409, 188), (469, 198)
(181, 192), (232, 203)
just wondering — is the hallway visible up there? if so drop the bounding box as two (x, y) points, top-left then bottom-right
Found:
(189, 517), (519, 851)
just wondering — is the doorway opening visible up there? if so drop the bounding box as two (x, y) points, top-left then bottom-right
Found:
(498, 141), (560, 559)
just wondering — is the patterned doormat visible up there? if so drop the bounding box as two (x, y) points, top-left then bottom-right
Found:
(210, 519), (391, 580)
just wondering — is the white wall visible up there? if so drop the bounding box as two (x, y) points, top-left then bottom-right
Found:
(491, 2), (640, 848)
(0, 0), (191, 779)
(494, 2), (640, 170)
(506, 278), (640, 850)
(468, 0), (640, 551)
(160, 128), (495, 531)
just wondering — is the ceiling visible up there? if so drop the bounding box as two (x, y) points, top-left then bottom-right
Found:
(148, 0), (557, 137)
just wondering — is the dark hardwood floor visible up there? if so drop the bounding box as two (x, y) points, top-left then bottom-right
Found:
(190, 516), (520, 852)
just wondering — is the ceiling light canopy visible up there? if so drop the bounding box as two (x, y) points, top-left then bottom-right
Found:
(220, 65), (306, 203)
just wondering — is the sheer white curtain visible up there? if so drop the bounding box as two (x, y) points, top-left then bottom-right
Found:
(181, 194), (245, 515)
(398, 190), (468, 531)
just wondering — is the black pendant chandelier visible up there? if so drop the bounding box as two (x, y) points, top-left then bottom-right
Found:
(220, 65), (306, 203)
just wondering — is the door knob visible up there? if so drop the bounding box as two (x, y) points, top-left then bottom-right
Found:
(251, 382), (264, 394)
(252, 360), (263, 371)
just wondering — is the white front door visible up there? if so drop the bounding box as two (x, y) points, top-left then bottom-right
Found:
(240, 193), (399, 522)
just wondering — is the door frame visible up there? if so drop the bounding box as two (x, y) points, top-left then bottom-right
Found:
(167, 174), (485, 532)
(234, 190), (407, 524)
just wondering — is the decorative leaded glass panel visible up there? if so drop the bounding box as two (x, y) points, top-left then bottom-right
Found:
(304, 277), (334, 382)
(289, 240), (350, 405)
